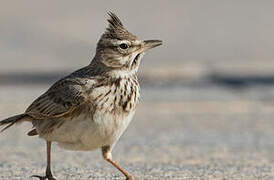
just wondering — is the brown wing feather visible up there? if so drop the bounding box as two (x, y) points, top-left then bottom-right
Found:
(24, 73), (106, 135)
(26, 77), (92, 119)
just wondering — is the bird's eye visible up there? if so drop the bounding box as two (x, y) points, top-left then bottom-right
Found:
(119, 43), (128, 49)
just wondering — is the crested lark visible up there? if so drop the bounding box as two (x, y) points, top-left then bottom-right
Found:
(0, 12), (162, 180)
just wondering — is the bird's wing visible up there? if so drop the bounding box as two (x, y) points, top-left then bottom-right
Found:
(25, 77), (97, 119)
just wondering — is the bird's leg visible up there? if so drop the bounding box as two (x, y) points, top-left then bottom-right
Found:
(31, 141), (56, 180)
(102, 145), (134, 180)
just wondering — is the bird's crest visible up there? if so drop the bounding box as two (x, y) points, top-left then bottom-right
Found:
(107, 12), (124, 30)
(101, 12), (137, 41)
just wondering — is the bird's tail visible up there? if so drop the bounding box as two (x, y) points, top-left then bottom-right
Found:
(0, 114), (28, 132)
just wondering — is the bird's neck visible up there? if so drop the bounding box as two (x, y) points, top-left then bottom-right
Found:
(106, 69), (137, 79)
(88, 54), (138, 80)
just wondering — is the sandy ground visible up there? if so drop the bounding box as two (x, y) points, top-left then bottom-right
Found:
(0, 82), (273, 180)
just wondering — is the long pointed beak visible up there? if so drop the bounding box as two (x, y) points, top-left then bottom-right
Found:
(143, 40), (163, 52)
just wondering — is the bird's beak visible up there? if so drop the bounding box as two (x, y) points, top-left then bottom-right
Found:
(142, 40), (163, 52)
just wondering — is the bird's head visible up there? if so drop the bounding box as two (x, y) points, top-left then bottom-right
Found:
(95, 12), (162, 78)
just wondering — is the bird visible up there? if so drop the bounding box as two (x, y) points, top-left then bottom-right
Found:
(0, 12), (162, 180)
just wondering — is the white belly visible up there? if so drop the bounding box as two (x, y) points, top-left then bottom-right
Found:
(43, 110), (135, 151)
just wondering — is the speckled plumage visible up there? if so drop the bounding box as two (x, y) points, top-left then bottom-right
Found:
(0, 12), (162, 180)
(27, 74), (140, 151)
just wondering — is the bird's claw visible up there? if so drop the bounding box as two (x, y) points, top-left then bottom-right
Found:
(31, 175), (56, 180)
(126, 175), (135, 180)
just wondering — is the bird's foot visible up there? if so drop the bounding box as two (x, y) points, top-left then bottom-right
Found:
(126, 174), (135, 180)
(31, 175), (56, 180)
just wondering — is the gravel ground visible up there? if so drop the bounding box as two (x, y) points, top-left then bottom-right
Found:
(0, 83), (274, 180)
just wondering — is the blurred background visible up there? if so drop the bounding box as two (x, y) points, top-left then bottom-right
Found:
(0, 1), (274, 179)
